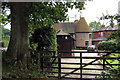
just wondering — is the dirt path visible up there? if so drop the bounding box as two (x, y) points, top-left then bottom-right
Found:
(61, 50), (103, 78)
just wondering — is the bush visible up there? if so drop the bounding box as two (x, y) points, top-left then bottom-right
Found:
(29, 26), (57, 72)
(93, 67), (120, 80)
(97, 40), (117, 51)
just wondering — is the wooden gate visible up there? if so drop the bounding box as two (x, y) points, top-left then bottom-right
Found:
(42, 51), (120, 80)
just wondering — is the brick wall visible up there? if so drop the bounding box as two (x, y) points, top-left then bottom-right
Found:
(93, 32), (101, 39)
(93, 31), (115, 39)
(75, 33), (92, 47)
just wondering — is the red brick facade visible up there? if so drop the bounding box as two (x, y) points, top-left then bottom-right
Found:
(92, 25), (119, 45)
(93, 31), (115, 39)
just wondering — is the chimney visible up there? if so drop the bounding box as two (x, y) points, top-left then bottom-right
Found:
(74, 20), (79, 23)
(102, 23), (105, 27)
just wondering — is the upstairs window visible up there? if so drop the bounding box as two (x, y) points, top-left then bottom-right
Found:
(101, 32), (103, 37)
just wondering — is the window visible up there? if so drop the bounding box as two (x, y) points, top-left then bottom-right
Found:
(101, 32), (103, 37)
(85, 41), (89, 46)
(99, 32), (100, 35)
(89, 34), (92, 39)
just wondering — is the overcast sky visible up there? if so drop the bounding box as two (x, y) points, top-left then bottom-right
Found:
(67, 0), (120, 25)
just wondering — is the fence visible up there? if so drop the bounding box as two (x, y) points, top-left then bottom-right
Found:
(41, 51), (120, 80)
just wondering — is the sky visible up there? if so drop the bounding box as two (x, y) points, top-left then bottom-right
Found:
(67, 0), (120, 25)
(4, 0), (120, 29)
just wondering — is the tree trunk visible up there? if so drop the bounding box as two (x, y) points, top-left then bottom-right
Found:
(7, 2), (30, 67)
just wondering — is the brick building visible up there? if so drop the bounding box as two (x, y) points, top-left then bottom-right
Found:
(92, 24), (119, 45)
(75, 17), (92, 49)
(53, 17), (92, 51)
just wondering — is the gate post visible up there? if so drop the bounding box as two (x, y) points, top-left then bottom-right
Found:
(58, 52), (61, 79)
(80, 52), (82, 79)
(103, 54), (106, 80)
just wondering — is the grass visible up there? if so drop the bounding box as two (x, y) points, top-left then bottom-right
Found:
(101, 53), (120, 69)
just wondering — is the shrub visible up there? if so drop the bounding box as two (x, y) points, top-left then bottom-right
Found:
(93, 67), (120, 80)
(97, 40), (117, 51)
(29, 26), (57, 72)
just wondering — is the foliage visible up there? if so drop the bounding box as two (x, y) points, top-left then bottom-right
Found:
(30, 26), (56, 50)
(100, 53), (120, 69)
(1, 3), (10, 26)
(0, 5), (10, 48)
(108, 30), (120, 43)
(26, 2), (85, 72)
(2, 28), (10, 48)
(29, 26), (57, 71)
(107, 30), (120, 51)
(2, 64), (47, 78)
(101, 60), (119, 69)
(100, 14), (115, 23)
(2, 2), (85, 50)
(93, 67), (120, 80)
(2, 2), (85, 26)
(100, 13), (120, 26)
(89, 21), (101, 31)
(2, 2), (85, 78)
(24, 2), (85, 31)
(0, 26), (10, 48)
(2, 51), (47, 78)
(97, 40), (117, 51)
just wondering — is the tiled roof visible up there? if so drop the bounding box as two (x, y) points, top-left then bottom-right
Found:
(94, 25), (119, 32)
(53, 17), (92, 33)
(52, 22), (77, 33)
(75, 17), (91, 32)
(56, 29), (70, 35)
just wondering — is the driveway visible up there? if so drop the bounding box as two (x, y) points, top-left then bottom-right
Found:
(61, 50), (102, 78)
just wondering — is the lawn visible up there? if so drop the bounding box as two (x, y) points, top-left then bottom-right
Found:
(101, 53), (120, 69)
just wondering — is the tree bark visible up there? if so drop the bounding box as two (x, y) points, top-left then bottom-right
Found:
(7, 2), (30, 67)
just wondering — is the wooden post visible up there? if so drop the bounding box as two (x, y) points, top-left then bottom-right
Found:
(103, 54), (105, 79)
(80, 52), (82, 79)
(103, 55), (105, 69)
(58, 52), (61, 79)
